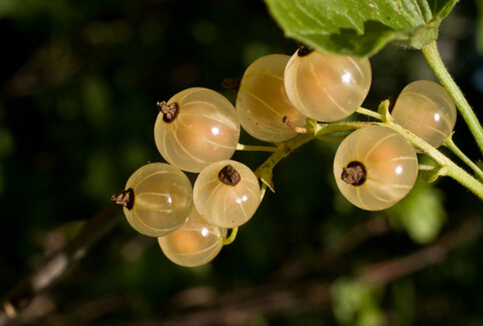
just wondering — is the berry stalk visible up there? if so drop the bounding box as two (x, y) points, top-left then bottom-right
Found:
(253, 118), (380, 195)
(236, 143), (278, 152)
(443, 137), (483, 182)
(254, 130), (316, 191)
(220, 227), (238, 245)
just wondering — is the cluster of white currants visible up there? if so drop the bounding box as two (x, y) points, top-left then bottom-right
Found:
(112, 87), (260, 267)
(112, 46), (457, 267)
(334, 79), (457, 210)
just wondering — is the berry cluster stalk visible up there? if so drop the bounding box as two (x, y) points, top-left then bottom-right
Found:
(358, 102), (483, 202)
(243, 108), (483, 202)
(422, 41), (483, 155)
(384, 120), (483, 201)
(444, 137), (483, 182)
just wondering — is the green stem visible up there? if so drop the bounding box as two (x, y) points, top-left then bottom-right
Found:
(253, 120), (377, 193)
(444, 137), (483, 181)
(384, 122), (483, 201)
(418, 164), (437, 171)
(422, 41), (483, 155)
(250, 105), (483, 202)
(356, 107), (382, 120)
(236, 143), (278, 152)
(356, 102), (483, 199)
(254, 132), (316, 180)
(220, 227), (238, 245)
(313, 121), (373, 137)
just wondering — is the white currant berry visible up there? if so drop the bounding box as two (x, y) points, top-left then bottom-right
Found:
(333, 125), (418, 211)
(158, 208), (227, 267)
(154, 87), (241, 173)
(391, 80), (457, 148)
(193, 160), (260, 228)
(236, 54), (307, 142)
(284, 47), (372, 122)
(112, 163), (193, 237)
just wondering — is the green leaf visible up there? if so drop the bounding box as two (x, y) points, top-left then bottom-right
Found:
(264, 0), (458, 57)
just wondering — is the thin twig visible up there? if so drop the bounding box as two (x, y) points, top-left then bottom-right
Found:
(356, 217), (481, 284)
(0, 205), (123, 326)
(31, 217), (481, 326)
(159, 217), (482, 326)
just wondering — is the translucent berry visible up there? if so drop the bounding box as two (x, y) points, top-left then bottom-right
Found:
(236, 54), (307, 142)
(193, 160), (260, 228)
(333, 125), (418, 211)
(113, 162), (193, 237)
(158, 208), (227, 267)
(284, 47), (372, 122)
(391, 80), (457, 148)
(154, 87), (241, 173)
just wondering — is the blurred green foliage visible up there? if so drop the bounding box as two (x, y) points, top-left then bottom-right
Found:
(387, 178), (447, 244)
(0, 0), (483, 325)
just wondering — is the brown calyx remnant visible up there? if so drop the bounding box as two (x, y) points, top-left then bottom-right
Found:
(218, 164), (241, 186)
(157, 101), (179, 123)
(297, 44), (314, 57)
(111, 189), (134, 210)
(282, 116), (307, 134)
(341, 161), (367, 186)
(222, 78), (241, 94)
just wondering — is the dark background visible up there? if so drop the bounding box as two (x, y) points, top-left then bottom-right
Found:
(1, 0), (483, 325)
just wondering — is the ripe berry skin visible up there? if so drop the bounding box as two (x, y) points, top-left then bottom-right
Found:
(123, 163), (193, 237)
(158, 208), (227, 267)
(391, 80), (457, 148)
(154, 87), (241, 173)
(236, 54), (307, 143)
(284, 49), (372, 122)
(333, 125), (418, 211)
(193, 160), (260, 228)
